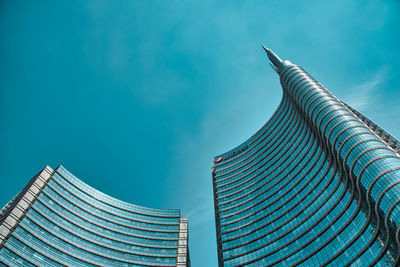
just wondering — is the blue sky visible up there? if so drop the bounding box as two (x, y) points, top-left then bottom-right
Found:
(1, 1), (399, 266)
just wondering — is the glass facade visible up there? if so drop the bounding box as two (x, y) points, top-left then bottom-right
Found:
(0, 165), (190, 266)
(212, 47), (400, 266)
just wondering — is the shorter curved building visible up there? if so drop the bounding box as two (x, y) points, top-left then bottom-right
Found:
(0, 165), (189, 267)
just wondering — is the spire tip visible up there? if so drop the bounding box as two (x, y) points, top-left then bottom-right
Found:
(261, 44), (282, 69)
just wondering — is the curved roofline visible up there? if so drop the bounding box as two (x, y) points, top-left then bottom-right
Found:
(213, 96), (285, 162)
(214, 45), (286, 163)
(56, 165), (180, 217)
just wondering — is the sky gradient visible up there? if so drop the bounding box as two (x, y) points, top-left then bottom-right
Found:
(1, 1), (400, 266)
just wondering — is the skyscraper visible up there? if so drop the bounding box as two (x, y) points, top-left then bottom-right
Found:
(0, 165), (190, 266)
(212, 46), (400, 266)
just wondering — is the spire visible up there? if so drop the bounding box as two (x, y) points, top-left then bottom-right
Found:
(262, 44), (283, 69)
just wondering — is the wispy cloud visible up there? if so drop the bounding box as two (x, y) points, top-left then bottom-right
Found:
(181, 191), (216, 241)
(343, 68), (386, 111)
(185, 191), (214, 226)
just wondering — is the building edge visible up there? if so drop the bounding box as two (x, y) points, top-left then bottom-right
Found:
(177, 217), (190, 266)
(0, 166), (53, 248)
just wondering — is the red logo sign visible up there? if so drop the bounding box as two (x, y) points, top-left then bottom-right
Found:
(215, 157), (223, 163)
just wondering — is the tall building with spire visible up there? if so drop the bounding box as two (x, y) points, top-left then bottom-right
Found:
(212, 46), (400, 266)
(0, 165), (190, 266)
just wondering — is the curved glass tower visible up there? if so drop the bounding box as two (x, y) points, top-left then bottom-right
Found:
(0, 165), (189, 266)
(212, 46), (400, 266)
